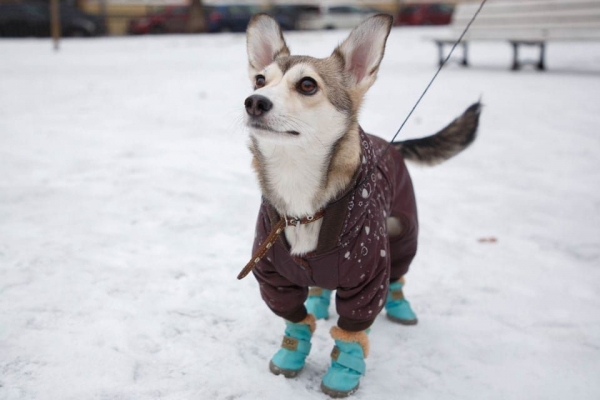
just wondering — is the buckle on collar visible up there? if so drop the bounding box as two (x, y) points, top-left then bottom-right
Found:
(285, 217), (300, 227)
(284, 213), (319, 227)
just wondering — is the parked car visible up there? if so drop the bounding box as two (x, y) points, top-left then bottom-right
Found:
(297, 5), (380, 30)
(396, 3), (454, 26)
(128, 5), (193, 35)
(128, 4), (293, 35)
(0, 1), (106, 37)
(207, 4), (298, 32)
(270, 5), (319, 31)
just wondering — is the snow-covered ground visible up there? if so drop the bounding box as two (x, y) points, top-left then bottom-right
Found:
(1, 26), (600, 400)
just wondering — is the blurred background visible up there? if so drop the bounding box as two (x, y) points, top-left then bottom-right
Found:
(0, 0), (459, 37)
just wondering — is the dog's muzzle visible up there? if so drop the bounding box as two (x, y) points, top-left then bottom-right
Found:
(244, 95), (272, 117)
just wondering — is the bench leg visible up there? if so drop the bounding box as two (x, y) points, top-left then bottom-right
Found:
(436, 41), (444, 67)
(537, 42), (546, 71)
(461, 42), (469, 67)
(511, 42), (521, 71)
(435, 40), (470, 68)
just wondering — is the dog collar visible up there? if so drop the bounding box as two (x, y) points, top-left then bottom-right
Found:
(237, 210), (325, 280)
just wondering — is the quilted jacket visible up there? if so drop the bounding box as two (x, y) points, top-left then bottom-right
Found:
(252, 128), (418, 332)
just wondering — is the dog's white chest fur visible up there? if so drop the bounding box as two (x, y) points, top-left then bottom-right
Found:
(256, 140), (327, 215)
(256, 140), (327, 254)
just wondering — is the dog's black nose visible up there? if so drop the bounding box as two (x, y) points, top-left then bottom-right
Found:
(244, 95), (272, 117)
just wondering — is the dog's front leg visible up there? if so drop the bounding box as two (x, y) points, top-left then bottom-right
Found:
(254, 272), (316, 378)
(269, 314), (316, 378)
(321, 326), (369, 397)
(252, 253), (317, 377)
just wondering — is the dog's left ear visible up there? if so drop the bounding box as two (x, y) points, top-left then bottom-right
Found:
(333, 14), (393, 93)
(246, 14), (290, 75)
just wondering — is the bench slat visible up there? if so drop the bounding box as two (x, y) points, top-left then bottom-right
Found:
(454, 11), (600, 24)
(448, 0), (600, 41)
(454, 0), (600, 20)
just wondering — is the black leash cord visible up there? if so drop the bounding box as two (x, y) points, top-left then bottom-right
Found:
(380, 0), (488, 158)
(328, 0), (488, 208)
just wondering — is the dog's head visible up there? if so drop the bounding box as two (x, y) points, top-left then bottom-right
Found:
(244, 14), (393, 147)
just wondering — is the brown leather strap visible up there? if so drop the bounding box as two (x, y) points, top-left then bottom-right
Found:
(281, 210), (325, 227)
(237, 219), (285, 280)
(237, 210), (325, 280)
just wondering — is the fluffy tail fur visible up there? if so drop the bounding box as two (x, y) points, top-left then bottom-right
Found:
(394, 102), (481, 166)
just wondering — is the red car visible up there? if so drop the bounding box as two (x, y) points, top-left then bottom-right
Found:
(396, 3), (454, 26)
(128, 6), (198, 34)
(127, 4), (289, 34)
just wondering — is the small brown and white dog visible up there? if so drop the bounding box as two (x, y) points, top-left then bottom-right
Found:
(241, 13), (480, 397)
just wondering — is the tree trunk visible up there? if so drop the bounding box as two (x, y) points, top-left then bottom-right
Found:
(50, 0), (61, 50)
(188, 0), (206, 33)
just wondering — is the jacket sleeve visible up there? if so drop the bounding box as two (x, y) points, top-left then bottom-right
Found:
(251, 210), (308, 323)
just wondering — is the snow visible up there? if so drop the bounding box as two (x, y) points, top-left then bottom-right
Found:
(1, 26), (600, 400)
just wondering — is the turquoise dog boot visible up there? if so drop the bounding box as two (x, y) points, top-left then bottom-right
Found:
(321, 327), (368, 398)
(305, 287), (332, 320)
(385, 278), (418, 325)
(269, 314), (316, 378)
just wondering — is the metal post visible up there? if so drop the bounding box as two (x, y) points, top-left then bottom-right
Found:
(50, 0), (61, 51)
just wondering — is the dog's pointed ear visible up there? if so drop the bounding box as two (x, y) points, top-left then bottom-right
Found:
(246, 14), (290, 74)
(333, 14), (393, 92)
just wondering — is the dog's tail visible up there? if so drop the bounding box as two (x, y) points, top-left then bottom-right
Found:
(394, 102), (481, 166)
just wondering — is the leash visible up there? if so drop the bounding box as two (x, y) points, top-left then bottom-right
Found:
(237, 0), (487, 280)
(380, 0), (487, 158)
(237, 211), (325, 279)
(328, 0), (488, 208)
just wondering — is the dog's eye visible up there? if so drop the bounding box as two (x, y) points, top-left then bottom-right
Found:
(255, 75), (266, 89)
(297, 77), (317, 95)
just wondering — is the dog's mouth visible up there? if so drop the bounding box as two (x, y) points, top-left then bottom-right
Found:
(248, 122), (300, 136)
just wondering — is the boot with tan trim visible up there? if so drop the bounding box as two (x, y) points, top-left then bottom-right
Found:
(385, 277), (418, 325)
(321, 327), (369, 398)
(269, 314), (316, 378)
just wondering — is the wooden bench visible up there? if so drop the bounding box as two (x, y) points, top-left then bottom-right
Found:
(433, 0), (600, 70)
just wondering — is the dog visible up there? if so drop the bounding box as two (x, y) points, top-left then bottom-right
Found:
(240, 13), (480, 397)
